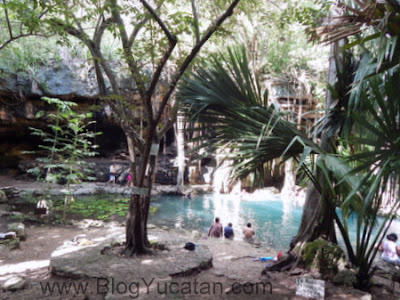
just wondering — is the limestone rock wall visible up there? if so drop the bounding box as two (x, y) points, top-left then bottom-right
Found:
(0, 59), (126, 171)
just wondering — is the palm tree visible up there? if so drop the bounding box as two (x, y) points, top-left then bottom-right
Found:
(177, 45), (338, 260)
(178, 46), (311, 185)
(315, 1), (400, 286)
(177, 40), (400, 288)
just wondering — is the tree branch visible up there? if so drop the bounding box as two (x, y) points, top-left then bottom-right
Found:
(140, 0), (175, 42)
(137, 0), (241, 188)
(191, 0), (200, 45)
(128, 1), (164, 49)
(0, 0), (49, 51)
(2, 0), (13, 39)
(0, 33), (31, 50)
(140, 0), (177, 128)
(140, 0), (177, 103)
(157, 117), (175, 139)
(154, 0), (242, 125)
(109, 0), (129, 46)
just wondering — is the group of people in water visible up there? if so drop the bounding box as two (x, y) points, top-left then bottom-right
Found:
(205, 222), (400, 265)
(207, 217), (255, 241)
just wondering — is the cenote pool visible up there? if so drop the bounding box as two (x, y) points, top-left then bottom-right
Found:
(23, 192), (400, 252)
(149, 193), (400, 251)
(150, 193), (302, 250)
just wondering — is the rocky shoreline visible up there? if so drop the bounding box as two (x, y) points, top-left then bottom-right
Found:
(0, 222), (376, 300)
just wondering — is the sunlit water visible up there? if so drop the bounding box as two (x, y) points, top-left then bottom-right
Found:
(149, 193), (400, 252)
(149, 193), (302, 251)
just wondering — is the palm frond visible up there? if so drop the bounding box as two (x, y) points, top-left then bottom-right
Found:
(177, 46), (316, 184)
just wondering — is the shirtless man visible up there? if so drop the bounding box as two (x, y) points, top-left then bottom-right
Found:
(243, 223), (255, 239)
(208, 217), (223, 238)
(107, 164), (118, 183)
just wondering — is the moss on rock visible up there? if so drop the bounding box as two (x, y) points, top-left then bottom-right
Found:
(303, 239), (346, 280)
(0, 190), (7, 203)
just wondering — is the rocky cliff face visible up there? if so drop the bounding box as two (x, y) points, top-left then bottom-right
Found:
(0, 59), (127, 172)
(0, 58), (289, 189)
(0, 59), (181, 186)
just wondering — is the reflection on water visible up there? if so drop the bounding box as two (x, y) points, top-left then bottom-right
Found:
(149, 193), (400, 252)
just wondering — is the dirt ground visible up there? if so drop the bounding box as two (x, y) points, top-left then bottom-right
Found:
(0, 176), (398, 299)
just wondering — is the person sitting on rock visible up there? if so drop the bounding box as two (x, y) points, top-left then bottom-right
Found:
(243, 223), (255, 240)
(224, 223), (234, 239)
(208, 217), (223, 238)
(380, 233), (400, 265)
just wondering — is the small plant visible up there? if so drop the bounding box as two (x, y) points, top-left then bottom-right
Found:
(25, 97), (101, 222)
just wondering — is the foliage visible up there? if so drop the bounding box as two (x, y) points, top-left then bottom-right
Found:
(178, 46), (316, 188)
(27, 97), (100, 185)
(312, 0), (400, 96)
(25, 97), (101, 222)
(0, 0), (326, 256)
(279, 0), (331, 32)
(178, 38), (400, 288)
(309, 0), (400, 288)
(320, 72), (400, 288)
(208, 1), (330, 102)
(7, 0), (244, 255)
(303, 239), (346, 280)
(52, 195), (128, 221)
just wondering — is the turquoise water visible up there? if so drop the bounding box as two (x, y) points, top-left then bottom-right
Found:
(149, 193), (400, 251)
(149, 193), (303, 251)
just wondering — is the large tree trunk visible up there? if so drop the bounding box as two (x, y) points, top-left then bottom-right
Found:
(291, 174), (337, 247)
(124, 173), (155, 255)
(266, 171), (337, 272)
(265, 5), (342, 273)
(124, 194), (152, 255)
(123, 134), (159, 255)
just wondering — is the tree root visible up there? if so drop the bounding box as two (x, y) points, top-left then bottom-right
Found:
(121, 243), (155, 257)
(261, 253), (297, 274)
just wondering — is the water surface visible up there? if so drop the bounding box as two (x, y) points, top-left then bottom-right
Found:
(149, 193), (400, 251)
(149, 193), (302, 251)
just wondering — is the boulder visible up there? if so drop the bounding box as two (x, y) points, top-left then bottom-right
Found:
(0, 190), (7, 203)
(71, 219), (105, 228)
(7, 222), (25, 240)
(191, 230), (202, 239)
(0, 237), (20, 250)
(0, 276), (28, 291)
(147, 224), (156, 229)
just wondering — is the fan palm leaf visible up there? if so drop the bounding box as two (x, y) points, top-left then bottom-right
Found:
(316, 69), (400, 282)
(313, 0), (400, 107)
(177, 46), (315, 185)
